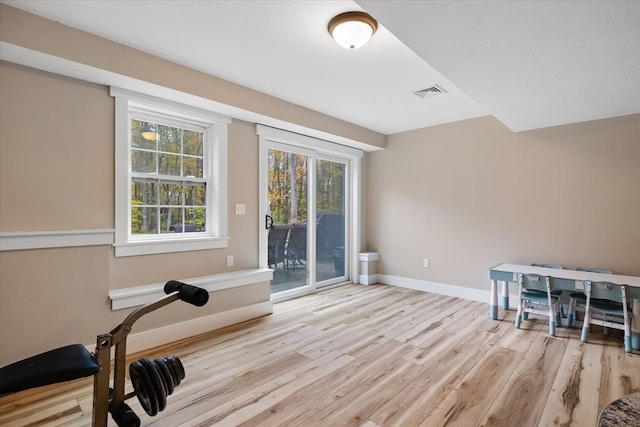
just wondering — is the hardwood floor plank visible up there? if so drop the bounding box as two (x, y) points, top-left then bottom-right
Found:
(186, 350), (354, 426)
(480, 335), (567, 426)
(417, 346), (523, 427)
(539, 337), (603, 427)
(147, 352), (313, 426)
(394, 298), (477, 346)
(0, 398), (82, 427)
(598, 331), (640, 410)
(370, 315), (511, 425)
(235, 341), (417, 427)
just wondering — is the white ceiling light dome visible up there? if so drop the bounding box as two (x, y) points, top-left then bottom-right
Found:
(328, 11), (378, 50)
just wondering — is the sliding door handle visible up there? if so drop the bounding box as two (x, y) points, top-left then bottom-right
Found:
(265, 215), (273, 230)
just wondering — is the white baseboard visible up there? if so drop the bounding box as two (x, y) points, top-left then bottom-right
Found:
(377, 274), (519, 308)
(358, 273), (379, 285)
(89, 300), (273, 356)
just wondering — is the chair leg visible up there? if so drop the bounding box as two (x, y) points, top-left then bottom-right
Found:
(624, 335), (631, 353)
(581, 326), (589, 342)
(581, 310), (590, 342)
(567, 298), (575, 328)
(548, 293), (556, 336)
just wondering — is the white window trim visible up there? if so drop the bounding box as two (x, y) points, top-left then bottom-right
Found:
(112, 87), (230, 257)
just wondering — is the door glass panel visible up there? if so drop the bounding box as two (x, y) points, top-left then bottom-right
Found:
(316, 159), (346, 284)
(267, 148), (309, 294)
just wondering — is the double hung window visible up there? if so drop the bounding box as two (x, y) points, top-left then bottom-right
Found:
(112, 88), (229, 256)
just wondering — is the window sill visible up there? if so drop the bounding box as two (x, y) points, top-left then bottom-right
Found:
(109, 268), (273, 310)
(114, 235), (229, 257)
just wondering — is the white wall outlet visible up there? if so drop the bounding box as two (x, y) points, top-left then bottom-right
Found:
(423, 258), (430, 268)
(234, 203), (246, 215)
(226, 255), (234, 267)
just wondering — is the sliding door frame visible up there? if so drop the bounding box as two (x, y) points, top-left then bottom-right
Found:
(257, 125), (363, 300)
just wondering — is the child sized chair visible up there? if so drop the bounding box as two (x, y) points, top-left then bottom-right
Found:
(566, 267), (612, 327)
(580, 280), (632, 353)
(515, 273), (561, 336)
(529, 263), (565, 318)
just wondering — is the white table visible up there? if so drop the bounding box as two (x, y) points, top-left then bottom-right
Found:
(488, 263), (640, 351)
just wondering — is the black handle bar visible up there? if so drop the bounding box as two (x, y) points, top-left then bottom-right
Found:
(164, 280), (209, 307)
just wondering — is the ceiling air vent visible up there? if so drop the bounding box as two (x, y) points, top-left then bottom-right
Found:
(413, 84), (447, 99)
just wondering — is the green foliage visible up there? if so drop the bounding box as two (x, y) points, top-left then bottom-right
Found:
(130, 120), (206, 234)
(267, 150), (345, 225)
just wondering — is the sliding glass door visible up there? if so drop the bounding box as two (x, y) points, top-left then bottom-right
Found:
(266, 146), (311, 295)
(259, 126), (359, 300)
(315, 158), (347, 284)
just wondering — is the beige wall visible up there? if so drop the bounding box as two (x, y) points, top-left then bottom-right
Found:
(0, 4), (383, 365)
(0, 61), (267, 364)
(366, 114), (640, 291)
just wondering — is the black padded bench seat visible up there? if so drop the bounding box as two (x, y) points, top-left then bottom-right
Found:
(0, 344), (99, 394)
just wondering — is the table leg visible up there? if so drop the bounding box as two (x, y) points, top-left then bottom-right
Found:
(632, 298), (640, 351)
(490, 279), (498, 319)
(501, 281), (509, 310)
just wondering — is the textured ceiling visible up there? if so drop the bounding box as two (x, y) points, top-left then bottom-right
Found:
(3, 0), (639, 134)
(358, 0), (640, 132)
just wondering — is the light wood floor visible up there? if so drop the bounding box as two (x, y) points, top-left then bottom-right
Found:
(1, 284), (638, 426)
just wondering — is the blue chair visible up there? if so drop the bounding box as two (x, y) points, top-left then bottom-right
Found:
(515, 273), (561, 336)
(580, 280), (632, 353)
(528, 263), (565, 319)
(567, 267), (613, 328)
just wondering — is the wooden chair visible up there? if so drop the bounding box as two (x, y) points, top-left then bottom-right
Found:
(580, 280), (631, 353)
(566, 267), (613, 328)
(515, 273), (561, 336)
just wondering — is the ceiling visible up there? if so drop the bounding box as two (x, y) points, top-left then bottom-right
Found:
(3, 0), (639, 135)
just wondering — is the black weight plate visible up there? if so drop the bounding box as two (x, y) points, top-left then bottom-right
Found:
(153, 358), (174, 395)
(138, 358), (167, 413)
(129, 360), (159, 417)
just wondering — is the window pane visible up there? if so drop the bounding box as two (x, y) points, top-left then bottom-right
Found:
(316, 159), (346, 282)
(191, 207), (206, 231)
(184, 157), (203, 178)
(158, 126), (180, 153)
(131, 206), (157, 234)
(183, 130), (203, 156)
(160, 182), (183, 205)
(132, 120), (157, 150)
(159, 153), (181, 176)
(131, 180), (157, 205)
(316, 160), (345, 217)
(185, 183), (206, 206)
(132, 150), (157, 173)
(161, 207), (184, 233)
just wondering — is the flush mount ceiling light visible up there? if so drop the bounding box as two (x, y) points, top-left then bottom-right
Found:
(328, 11), (378, 50)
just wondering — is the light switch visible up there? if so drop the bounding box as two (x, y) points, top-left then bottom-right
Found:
(235, 203), (246, 215)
